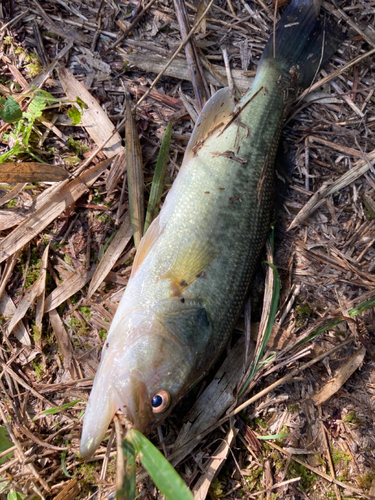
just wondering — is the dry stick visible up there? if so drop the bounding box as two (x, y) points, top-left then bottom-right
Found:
(222, 46), (234, 95)
(249, 477), (301, 498)
(114, 416), (125, 495)
(318, 407), (341, 500)
(0, 361), (58, 409)
(17, 422), (68, 452)
(168, 338), (353, 466)
(136, 0), (216, 109)
(0, 405), (51, 493)
(108, 0), (158, 51)
(308, 135), (364, 159)
(100, 427), (115, 481)
(266, 440), (374, 499)
(174, 0), (210, 110)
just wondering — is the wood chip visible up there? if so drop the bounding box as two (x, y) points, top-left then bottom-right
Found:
(0, 163), (68, 183)
(192, 421), (238, 500)
(312, 346), (366, 405)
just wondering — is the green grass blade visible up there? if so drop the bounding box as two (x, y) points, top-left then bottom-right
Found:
(61, 445), (76, 478)
(295, 295), (375, 348)
(33, 399), (81, 420)
(118, 440), (137, 500)
(144, 123), (172, 234)
(257, 433), (289, 440)
(239, 261), (280, 395)
(0, 427), (14, 464)
(125, 430), (194, 500)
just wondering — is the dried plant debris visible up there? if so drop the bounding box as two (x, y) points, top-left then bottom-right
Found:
(0, 0), (374, 499)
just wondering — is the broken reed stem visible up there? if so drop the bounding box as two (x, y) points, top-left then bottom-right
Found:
(167, 338), (353, 466)
(135, 0), (215, 109)
(174, 0), (209, 110)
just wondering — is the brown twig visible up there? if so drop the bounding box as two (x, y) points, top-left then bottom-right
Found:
(174, 0), (210, 110)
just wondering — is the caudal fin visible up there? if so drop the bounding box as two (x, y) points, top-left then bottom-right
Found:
(261, 0), (344, 89)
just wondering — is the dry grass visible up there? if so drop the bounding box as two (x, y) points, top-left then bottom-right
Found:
(0, 0), (375, 499)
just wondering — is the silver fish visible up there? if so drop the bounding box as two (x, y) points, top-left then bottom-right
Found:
(80, 0), (341, 458)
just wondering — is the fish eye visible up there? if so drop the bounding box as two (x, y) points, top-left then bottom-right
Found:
(151, 390), (170, 413)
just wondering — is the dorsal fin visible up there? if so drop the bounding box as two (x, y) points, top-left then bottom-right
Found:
(183, 87), (235, 166)
(131, 215), (164, 278)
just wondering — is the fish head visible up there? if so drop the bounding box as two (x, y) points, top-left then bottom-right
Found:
(80, 301), (211, 458)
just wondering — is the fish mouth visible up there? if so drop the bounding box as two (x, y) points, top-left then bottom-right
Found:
(80, 369), (151, 459)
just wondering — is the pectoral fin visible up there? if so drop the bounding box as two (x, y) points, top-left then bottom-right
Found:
(161, 238), (216, 295)
(131, 215), (164, 277)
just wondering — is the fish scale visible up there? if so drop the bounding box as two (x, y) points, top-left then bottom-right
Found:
(80, 0), (343, 458)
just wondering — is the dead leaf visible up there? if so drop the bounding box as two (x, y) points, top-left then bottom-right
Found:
(44, 267), (96, 313)
(49, 308), (74, 371)
(195, 0), (207, 34)
(125, 95), (144, 247)
(57, 67), (124, 158)
(7, 245), (49, 336)
(0, 163), (69, 183)
(0, 292), (30, 345)
(87, 213), (132, 299)
(0, 157), (113, 264)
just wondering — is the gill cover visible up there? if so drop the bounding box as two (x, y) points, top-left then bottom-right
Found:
(80, 300), (213, 459)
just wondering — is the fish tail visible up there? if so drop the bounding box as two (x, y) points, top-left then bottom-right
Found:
(261, 0), (344, 89)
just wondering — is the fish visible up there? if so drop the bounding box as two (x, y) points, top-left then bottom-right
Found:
(80, 0), (343, 458)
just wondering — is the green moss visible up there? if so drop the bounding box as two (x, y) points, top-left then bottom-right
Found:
(208, 478), (223, 499)
(295, 301), (313, 327)
(31, 360), (44, 381)
(24, 53), (42, 78)
(343, 410), (360, 425)
(5, 199), (17, 208)
(70, 293), (79, 305)
(246, 465), (263, 487)
(356, 471), (375, 489)
(67, 136), (89, 156)
(288, 404), (299, 413)
(93, 189), (103, 204)
(254, 418), (268, 430)
(99, 328), (107, 340)
(79, 461), (98, 485)
(65, 155), (80, 166)
(32, 324), (41, 342)
(69, 316), (88, 337)
(288, 459), (317, 491)
(24, 247), (43, 289)
(331, 446), (351, 467)
(78, 306), (91, 320)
